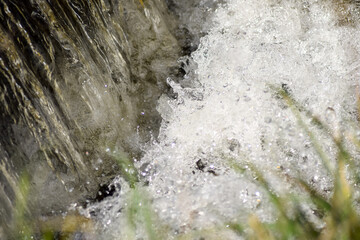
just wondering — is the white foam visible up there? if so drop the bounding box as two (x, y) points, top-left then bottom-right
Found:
(142, 0), (360, 230)
(90, 0), (360, 237)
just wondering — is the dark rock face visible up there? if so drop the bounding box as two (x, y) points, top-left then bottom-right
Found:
(0, 0), (180, 236)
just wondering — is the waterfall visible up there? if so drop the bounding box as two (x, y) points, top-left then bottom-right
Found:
(0, 0), (182, 237)
(2, 0), (360, 239)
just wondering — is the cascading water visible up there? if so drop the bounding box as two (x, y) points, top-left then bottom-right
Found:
(0, 0), (182, 238)
(2, 0), (360, 239)
(81, 0), (360, 239)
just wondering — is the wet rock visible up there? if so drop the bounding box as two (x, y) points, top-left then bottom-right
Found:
(195, 159), (206, 171)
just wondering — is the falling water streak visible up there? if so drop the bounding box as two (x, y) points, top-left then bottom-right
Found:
(0, 0), (182, 238)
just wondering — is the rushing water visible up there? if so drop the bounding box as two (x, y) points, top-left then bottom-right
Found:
(2, 0), (360, 239)
(0, 0), (183, 238)
(81, 0), (360, 239)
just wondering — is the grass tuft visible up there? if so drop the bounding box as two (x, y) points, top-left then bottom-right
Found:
(226, 86), (360, 240)
(10, 85), (360, 239)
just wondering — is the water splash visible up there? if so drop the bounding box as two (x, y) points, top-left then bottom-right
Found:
(86, 0), (360, 238)
(93, 0), (358, 235)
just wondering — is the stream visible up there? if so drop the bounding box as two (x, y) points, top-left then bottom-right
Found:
(2, 0), (360, 239)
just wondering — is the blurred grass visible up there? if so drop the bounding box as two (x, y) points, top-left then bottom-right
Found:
(11, 86), (360, 239)
(225, 87), (360, 240)
(111, 150), (139, 188)
(123, 187), (169, 240)
(13, 172), (33, 240)
(116, 86), (360, 239)
(12, 172), (95, 240)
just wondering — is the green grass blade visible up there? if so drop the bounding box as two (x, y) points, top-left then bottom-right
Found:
(275, 86), (333, 175)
